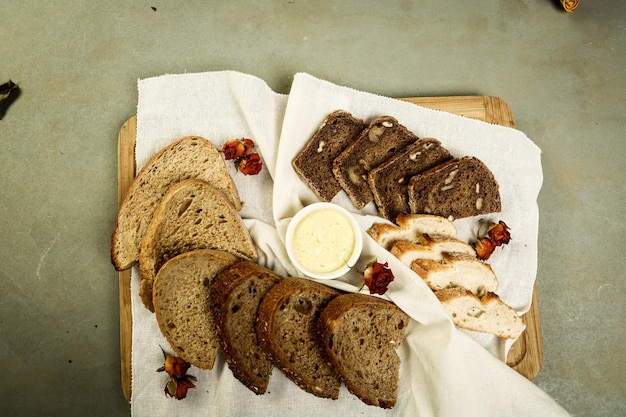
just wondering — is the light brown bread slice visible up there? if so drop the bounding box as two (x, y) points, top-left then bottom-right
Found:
(256, 277), (342, 399)
(333, 116), (419, 209)
(210, 261), (282, 394)
(293, 110), (367, 202)
(435, 287), (525, 339)
(407, 156), (501, 220)
(152, 249), (238, 370)
(111, 136), (241, 271)
(317, 293), (409, 409)
(368, 138), (453, 221)
(138, 179), (257, 312)
(389, 236), (476, 267)
(366, 214), (457, 251)
(411, 252), (498, 296)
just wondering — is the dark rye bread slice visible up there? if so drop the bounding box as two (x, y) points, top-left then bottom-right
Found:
(317, 293), (409, 409)
(408, 156), (501, 220)
(333, 116), (419, 210)
(210, 261), (282, 394)
(368, 138), (453, 221)
(293, 110), (367, 201)
(256, 277), (342, 399)
(111, 135), (241, 271)
(152, 249), (238, 370)
(138, 178), (257, 312)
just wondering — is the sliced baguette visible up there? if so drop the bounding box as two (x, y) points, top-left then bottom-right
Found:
(411, 252), (498, 296)
(210, 261), (282, 394)
(366, 213), (457, 251)
(138, 178), (257, 312)
(111, 136), (241, 271)
(407, 156), (501, 220)
(256, 277), (342, 399)
(435, 287), (525, 339)
(152, 249), (238, 370)
(293, 110), (367, 202)
(368, 138), (453, 221)
(317, 293), (409, 409)
(333, 116), (419, 210)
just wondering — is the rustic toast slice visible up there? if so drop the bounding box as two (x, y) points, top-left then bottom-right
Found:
(293, 110), (367, 201)
(152, 249), (238, 370)
(256, 277), (342, 399)
(317, 293), (409, 409)
(210, 261), (282, 394)
(333, 116), (418, 210)
(368, 138), (453, 221)
(138, 178), (257, 311)
(407, 156), (501, 220)
(111, 136), (241, 271)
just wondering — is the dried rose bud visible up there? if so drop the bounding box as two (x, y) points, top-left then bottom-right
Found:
(164, 375), (197, 400)
(220, 139), (248, 160)
(237, 152), (263, 175)
(487, 221), (511, 246)
(561, 0), (579, 13)
(157, 347), (191, 378)
(474, 237), (497, 261)
(363, 261), (395, 295)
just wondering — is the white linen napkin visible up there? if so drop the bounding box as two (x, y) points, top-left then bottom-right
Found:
(130, 70), (570, 417)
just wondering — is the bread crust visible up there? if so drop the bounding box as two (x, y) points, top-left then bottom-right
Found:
(256, 278), (342, 399)
(210, 261), (282, 394)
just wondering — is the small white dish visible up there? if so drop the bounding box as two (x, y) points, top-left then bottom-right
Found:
(285, 202), (363, 280)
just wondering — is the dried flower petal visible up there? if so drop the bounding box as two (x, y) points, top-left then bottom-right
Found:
(164, 375), (197, 400)
(561, 0), (579, 13)
(363, 261), (395, 295)
(157, 347), (191, 377)
(487, 221), (511, 246)
(474, 237), (497, 261)
(237, 152), (263, 175)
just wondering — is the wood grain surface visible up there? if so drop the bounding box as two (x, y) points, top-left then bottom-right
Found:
(116, 95), (543, 403)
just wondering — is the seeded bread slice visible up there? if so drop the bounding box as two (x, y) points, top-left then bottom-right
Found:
(138, 179), (257, 312)
(333, 116), (419, 210)
(435, 287), (525, 339)
(111, 136), (241, 271)
(366, 214), (457, 251)
(152, 249), (238, 370)
(368, 138), (453, 221)
(256, 277), (342, 399)
(210, 261), (282, 394)
(407, 156), (501, 220)
(389, 236), (476, 267)
(317, 293), (409, 409)
(411, 252), (498, 297)
(293, 110), (367, 202)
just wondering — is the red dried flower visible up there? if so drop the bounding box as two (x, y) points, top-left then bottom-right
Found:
(157, 347), (196, 400)
(473, 220), (511, 260)
(237, 152), (263, 175)
(474, 237), (497, 261)
(220, 138), (254, 160)
(363, 261), (395, 295)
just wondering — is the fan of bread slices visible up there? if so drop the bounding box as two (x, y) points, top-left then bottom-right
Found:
(111, 135), (409, 408)
(367, 213), (525, 340)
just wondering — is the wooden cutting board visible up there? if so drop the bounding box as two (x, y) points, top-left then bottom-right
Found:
(116, 95), (543, 403)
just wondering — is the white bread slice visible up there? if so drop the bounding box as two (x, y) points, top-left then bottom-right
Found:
(411, 252), (497, 296)
(111, 136), (241, 271)
(366, 213), (457, 250)
(390, 236), (476, 266)
(435, 287), (525, 339)
(152, 249), (238, 370)
(139, 179), (257, 312)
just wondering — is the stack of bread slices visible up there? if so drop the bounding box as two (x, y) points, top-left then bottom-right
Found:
(293, 110), (501, 222)
(111, 136), (410, 408)
(367, 213), (525, 339)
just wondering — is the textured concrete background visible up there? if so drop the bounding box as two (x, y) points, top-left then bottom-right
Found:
(1, 1), (624, 416)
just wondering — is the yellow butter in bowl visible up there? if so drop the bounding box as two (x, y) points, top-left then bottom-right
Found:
(286, 202), (363, 279)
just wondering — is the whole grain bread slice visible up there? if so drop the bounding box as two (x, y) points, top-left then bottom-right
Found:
(210, 261), (282, 394)
(111, 136), (241, 271)
(368, 138), (453, 221)
(256, 277), (342, 399)
(317, 293), (409, 409)
(407, 156), (501, 220)
(435, 287), (525, 339)
(152, 249), (238, 370)
(333, 116), (419, 209)
(138, 178), (257, 312)
(293, 110), (367, 202)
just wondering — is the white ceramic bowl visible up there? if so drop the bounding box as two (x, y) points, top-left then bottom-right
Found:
(285, 202), (363, 280)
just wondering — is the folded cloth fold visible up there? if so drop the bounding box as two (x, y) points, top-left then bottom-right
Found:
(130, 70), (570, 417)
